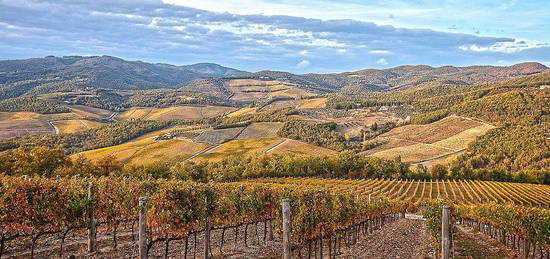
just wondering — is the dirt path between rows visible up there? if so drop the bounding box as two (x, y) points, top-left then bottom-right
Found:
(338, 218), (434, 259)
(454, 225), (518, 258)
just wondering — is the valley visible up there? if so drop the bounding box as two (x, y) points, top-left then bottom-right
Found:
(0, 56), (548, 178)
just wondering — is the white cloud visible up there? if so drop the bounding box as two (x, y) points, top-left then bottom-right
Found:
(459, 40), (546, 53)
(376, 58), (388, 65)
(369, 50), (392, 55)
(296, 59), (310, 68)
(2, 0), (549, 73)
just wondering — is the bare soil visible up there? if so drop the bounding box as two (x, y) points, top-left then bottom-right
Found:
(337, 218), (434, 259)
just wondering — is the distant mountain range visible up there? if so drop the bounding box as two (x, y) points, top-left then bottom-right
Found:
(0, 55), (247, 98)
(245, 62), (549, 93)
(0, 55), (547, 99)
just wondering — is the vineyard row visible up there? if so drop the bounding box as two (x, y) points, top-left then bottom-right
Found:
(244, 177), (550, 206)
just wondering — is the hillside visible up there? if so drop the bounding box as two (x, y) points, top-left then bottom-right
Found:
(184, 62), (548, 100)
(305, 62), (549, 93)
(0, 55), (248, 98)
(1, 55), (547, 106)
(0, 57), (548, 184)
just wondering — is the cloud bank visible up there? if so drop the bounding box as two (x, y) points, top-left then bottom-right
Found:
(0, 0), (549, 73)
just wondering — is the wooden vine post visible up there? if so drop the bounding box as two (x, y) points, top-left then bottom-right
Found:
(87, 182), (97, 253)
(204, 197), (211, 259)
(139, 197), (148, 259)
(282, 198), (292, 259)
(441, 205), (451, 259)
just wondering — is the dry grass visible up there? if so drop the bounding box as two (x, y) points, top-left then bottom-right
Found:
(0, 112), (78, 121)
(52, 119), (105, 134)
(146, 107), (180, 120)
(226, 79), (281, 87)
(117, 106), (236, 121)
(419, 152), (464, 168)
(268, 139), (337, 155)
(0, 116), (59, 139)
(76, 138), (210, 165)
(117, 108), (152, 120)
(229, 92), (267, 103)
(194, 127), (244, 144)
(0, 119), (52, 131)
(274, 88), (316, 99)
(360, 138), (416, 156)
(195, 138), (284, 162)
(381, 116), (483, 143)
(152, 106), (235, 120)
(366, 116), (495, 164)
(236, 122), (283, 139)
(370, 143), (455, 163)
(0, 112), (42, 121)
(52, 120), (88, 134)
(432, 124), (495, 150)
(226, 79), (315, 103)
(227, 107), (257, 118)
(298, 98), (327, 109)
(79, 120), (105, 129)
(69, 105), (112, 119)
(259, 100), (302, 111)
(76, 138), (155, 162)
(124, 140), (210, 165)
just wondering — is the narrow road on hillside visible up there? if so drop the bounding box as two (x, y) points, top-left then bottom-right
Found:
(108, 112), (118, 121)
(185, 144), (222, 161)
(410, 149), (466, 166)
(266, 139), (289, 153)
(47, 120), (60, 134)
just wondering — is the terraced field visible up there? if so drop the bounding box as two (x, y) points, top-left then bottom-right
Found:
(69, 105), (112, 119)
(77, 138), (211, 165)
(51, 119), (104, 133)
(117, 105), (236, 121)
(194, 127), (245, 144)
(226, 107), (257, 118)
(226, 79), (316, 103)
(194, 137), (284, 162)
(0, 110), (106, 138)
(267, 139), (337, 155)
(243, 177), (550, 206)
(236, 122), (283, 139)
(259, 99), (303, 111)
(364, 116), (495, 165)
(297, 98), (327, 109)
(0, 119), (55, 139)
(0, 111), (77, 121)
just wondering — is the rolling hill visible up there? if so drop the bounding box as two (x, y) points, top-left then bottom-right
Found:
(304, 62), (549, 93)
(0, 55), (248, 98)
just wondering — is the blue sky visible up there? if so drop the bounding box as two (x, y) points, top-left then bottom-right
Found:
(1, 0), (549, 73)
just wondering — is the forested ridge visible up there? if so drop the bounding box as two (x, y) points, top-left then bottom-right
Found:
(0, 97), (70, 113)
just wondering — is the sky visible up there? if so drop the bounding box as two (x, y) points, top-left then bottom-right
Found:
(1, 0), (549, 73)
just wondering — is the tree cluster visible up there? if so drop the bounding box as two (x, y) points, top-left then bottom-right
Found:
(0, 97), (70, 113)
(277, 120), (347, 151)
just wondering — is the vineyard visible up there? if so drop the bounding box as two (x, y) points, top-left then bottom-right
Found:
(0, 175), (549, 258)
(243, 177), (550, 206)
(0, 175), (408, 258)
